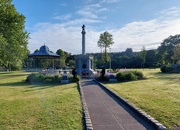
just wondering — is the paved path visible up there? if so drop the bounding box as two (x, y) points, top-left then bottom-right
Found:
(80, 79), (156, 130)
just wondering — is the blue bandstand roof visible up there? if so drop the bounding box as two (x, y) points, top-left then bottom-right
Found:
(28, 45), (60, 59)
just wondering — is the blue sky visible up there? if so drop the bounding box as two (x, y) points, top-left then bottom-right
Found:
(12, 0), (180, 54)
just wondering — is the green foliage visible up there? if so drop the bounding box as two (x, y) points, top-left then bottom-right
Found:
(26, 73), (45, 83)
(26, 73), (61, 84)
(97, 31), (114, 49)
(53, 75), (61, 83)
(56, 49), (66, 68)
(160, 65), (167, 73)
(139, 46), (147, 68)
(160, 65), (176, 73)
(116, 71), (144, 82)
(158, 34), (180, 64)
(96, 75), (109, 81)
(132, 71), (144, 79)
(116, 72), (127, 81)
(125, 72), (138, 81)
(0, 35), (7, 66)
(68, 76), (80, 83)
(0, 0), (29, 70)
(97, 31), (114, 67)
(44, 75), (54, 83)
(172, 43), (180, 63)
(166, 66), (174, 73)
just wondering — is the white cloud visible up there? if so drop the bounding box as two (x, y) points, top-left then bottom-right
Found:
(60, 18), (102, 27)
(28, 7), (180, 54)
(53, 14), (72, 21)
(159, 7), (180, 17)
(101, 0), (121, 3)
(76, 3), (106, 19)
(111, 18), (180, 52)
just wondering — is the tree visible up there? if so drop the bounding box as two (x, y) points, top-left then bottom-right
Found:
(158, 34), (180, 64)
(56, 49), (66, 68)
(145, 50), (157, 67)
(172, 43), (180, 64)
(97, 31), (114, 68)
(0, 0), (29, 70)
(125, 48), (133, 57)
(68, 60), (75, 68)
(0, 35), (7, 66)
(140, 46), (147, 69)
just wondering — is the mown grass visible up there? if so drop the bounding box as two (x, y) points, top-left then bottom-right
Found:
(104, 69), (180, 130)
(0, 71), (83, 130)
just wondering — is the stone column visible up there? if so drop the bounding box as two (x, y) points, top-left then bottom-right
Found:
(82, 25), (86, 55)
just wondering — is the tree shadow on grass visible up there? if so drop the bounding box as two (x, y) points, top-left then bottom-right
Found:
(27, 83), (60, 90)
(0, 81), (28, 87)
(0, 72), (14, 74)
(152, 72), (180, 82)
(0, 80), (61, 88)
(27, 82), (78, 91)
(0, 78), (78, 92)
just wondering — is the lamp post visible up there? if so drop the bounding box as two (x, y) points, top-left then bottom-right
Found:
(109, 48), (111, 70)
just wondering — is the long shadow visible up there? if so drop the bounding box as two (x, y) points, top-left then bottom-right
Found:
(149, 72), (180, 83)
(0, 72), (14, 74)
(27, 83), (61, 90)
(0, 81), (28, 87)
(0, 80), (65, 89)
(0, 74), (29, 80)
(26, 82), (78, 90)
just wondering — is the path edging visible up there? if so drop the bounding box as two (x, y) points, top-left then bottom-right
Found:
(94, 79), (167, 130)
(78, 82), (93, 130)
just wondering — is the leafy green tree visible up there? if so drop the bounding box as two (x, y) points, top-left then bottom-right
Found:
(56, 49), (66, 68)
(0, 35), (7, 66)
(172, 43), (180, 64)
(125, 48), (133, 57)
(68, 60), (75, 68)
(97, 31), (114, 68)
(140, 46), (147, 69)
(0, 0), (29, 70)
(145, 50), (157, 67)
(158, 34), (180, 64)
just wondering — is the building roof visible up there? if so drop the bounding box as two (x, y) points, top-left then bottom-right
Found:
(28, 45), (60, 58)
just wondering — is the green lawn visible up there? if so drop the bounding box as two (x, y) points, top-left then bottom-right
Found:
(105, 69), (180, 130)
(0, 71), (83, 130)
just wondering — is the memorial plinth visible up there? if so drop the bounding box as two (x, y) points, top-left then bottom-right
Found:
(75, 25), (94, 78)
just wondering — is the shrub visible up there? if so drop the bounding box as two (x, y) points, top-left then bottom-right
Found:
(26, 73), (45, 83)
(36, 74), (45, 82)
(132, 71), (144, 79)
(52, 75), (61, 83)
(161, 65), (176, 73)
(43, 78), (53, 83)
(68, 76), (81, 83)
(161, 65), (167, 73)
(116, 72), (127, 81)
(26, 73), (61, 84)
(165, 66), (175, 73)
(96, 75), (109, 82)
(125, 72), (138, 81)
(116, 71), (142, 82)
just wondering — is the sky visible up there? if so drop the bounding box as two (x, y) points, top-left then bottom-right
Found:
(12, 0), (180, 54)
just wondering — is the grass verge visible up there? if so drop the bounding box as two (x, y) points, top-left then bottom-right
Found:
(104, 69), (180, 130)
(0, 71), (83, 130)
